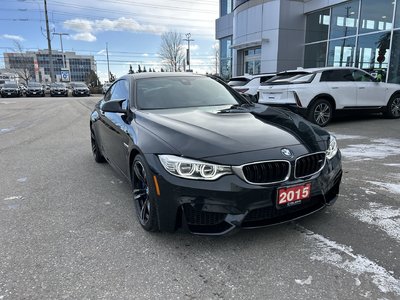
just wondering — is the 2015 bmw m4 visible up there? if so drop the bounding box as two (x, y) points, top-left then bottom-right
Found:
(90, 73), (342, 235)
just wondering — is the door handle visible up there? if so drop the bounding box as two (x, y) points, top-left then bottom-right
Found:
(331, 87), (339, 89)
(359, 87), (366, 89)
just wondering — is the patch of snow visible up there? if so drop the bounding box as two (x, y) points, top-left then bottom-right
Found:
(331, 133), (365, 140)
(341, 138), (400, 161)
(384, 164), (400, 168)
(3, 196), (23, 201)
(17, 177), (27, 183)
(298, 225), (400, 296)
(295, 276), (312, 285)
(351, 202), (400, 242)
(0, 128), (13, 134)
(355, 278), (361, 286)
(367, 181), (400, 195)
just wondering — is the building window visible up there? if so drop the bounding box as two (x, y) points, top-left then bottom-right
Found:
(220, 0), (233, 17)
(327, 37), (356, 67)
(359, 0), (395, 34)
(220, 36), (232, 80)
(304, 42), (327, 68)
(244, 47), (261, 75)
(356, 31), (391, 71)
(330, 0), (359, 39)
(388, 30), (400, 84)
(305, 9), (330, 43)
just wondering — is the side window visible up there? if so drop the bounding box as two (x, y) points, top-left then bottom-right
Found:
(320, 70), (353, 82)
(110, 80), (129, 101)
(260, 76), (273, 83)
(352, 70), (374, 82)
(103, 83), (115, 102)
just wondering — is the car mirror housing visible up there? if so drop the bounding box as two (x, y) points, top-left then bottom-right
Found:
(101, 99), (127, 113)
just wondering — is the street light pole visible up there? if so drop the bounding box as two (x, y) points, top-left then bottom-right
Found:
(184, 33), (194, 72)
(44, 0), (54, 82)
(53, 32), (69, 68)
(106, 43), (110, 81)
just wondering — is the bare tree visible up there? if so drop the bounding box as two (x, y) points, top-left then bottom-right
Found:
(159, 31), (185, 72)
(213, 42), (220, 75)
(7, 41), (35, 85)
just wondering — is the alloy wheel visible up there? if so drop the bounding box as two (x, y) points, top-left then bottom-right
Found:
(391, 97), (400, 117)
(133, 161), (151, 225)
(313, 103), (331, 126)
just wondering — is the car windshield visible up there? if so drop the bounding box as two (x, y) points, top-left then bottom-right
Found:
(4, 83), (18, 88)
(136, 76), (244, 110)
(262, 72), (315, 85)
(28, 83), (42, 87)
(50, 83), (66, 88)
(73, 83), (87, 87)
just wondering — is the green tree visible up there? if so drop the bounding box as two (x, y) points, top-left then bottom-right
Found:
(128, 64), (134, 74)
(86, 70), (100, 87)
(143, 66), (147, 72)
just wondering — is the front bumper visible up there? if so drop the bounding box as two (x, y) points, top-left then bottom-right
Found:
(72, 90), (90, 96)
(27, 90), (44, 96)
(1, 90), (20, 97)
(144, 152), (342, 235)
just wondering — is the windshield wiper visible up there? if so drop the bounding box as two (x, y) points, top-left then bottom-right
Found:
(218, 103), (254, 114)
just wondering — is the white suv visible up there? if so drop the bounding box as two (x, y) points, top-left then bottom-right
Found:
(232, 73), (275, 98)
(258, 67), (400, 126)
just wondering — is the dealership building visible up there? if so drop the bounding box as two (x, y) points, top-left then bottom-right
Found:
(216, 0), (400, 83)
(4, 50), (96, 83)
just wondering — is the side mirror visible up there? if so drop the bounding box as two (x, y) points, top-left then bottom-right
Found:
(101, 99), (127, 113)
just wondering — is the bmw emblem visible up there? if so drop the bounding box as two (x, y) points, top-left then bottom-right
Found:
(281, 148), (294, 158)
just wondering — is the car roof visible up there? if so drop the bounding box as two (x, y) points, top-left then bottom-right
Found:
(121, 72), (203, 80)
(279, 67), (359, 74)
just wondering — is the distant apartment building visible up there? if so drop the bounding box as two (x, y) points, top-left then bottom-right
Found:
(4, 50), (96, 83)
(216, 0), (400, 84)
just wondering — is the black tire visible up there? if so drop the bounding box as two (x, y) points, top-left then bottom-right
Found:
(307, 99), (333, 127)
(384, 94), (400, 119)
(91, 130), (106, 163)
(132, 155), (159, 232)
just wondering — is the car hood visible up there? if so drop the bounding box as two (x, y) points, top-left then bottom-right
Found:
(136, 104), (330, 159)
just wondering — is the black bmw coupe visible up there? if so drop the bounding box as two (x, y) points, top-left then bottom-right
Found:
(90, 73), (342, 235)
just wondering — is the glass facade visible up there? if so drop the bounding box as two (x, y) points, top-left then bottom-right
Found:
(69, 58), (92, 82)
(244, 47), (261, 75)
(220, 0), (233, 17)
(330, 1), (359, 39)
(305, 9), (330, 43)
(220, 36), (232, 80)
(328, 37), (356, 66)
(304, 0), (400, 83)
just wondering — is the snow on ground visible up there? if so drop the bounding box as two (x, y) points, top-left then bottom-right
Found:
(367, 181), (400, 195)
(297, 225), (400, 296)
(331, 133), (365, 140)
(340, 138), (400, 161)
(351, 202), (400, 242)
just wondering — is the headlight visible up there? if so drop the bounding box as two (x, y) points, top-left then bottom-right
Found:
(326, 135), (338, 160)
(158, 155), (232, 180)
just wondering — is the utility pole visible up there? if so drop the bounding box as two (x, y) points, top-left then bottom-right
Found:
(44, 0), (54, 82)
(53, 32), (69, 68)
(184, 33), (194, 72)
(106, 42), (110, 82)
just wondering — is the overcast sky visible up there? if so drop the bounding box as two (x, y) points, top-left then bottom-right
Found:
(0, 0), (219, 82)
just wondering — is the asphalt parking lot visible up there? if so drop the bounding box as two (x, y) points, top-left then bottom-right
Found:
(0, 96), (399, 299)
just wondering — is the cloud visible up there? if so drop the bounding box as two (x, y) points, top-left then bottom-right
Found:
(2, 34), (25, 42)
(64, 19), (93, 32)
(63, 17), (167, 41)
(97, 49), (107, 55)
(142, 53), (149, 57)
(71, 32), (97, 42)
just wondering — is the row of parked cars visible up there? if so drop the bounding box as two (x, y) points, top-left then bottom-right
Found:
(0, 82), (91, 98)
(228, 67), (400, 126)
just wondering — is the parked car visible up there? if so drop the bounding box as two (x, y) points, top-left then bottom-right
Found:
(26, 82), (45, 97)
(227, 75), (253, 87)
(102, 83), (112, 94)
(0, 82), (21, 97)
(90, 73), (342, 235)
(258, 67), (400, 126)
(50, 83), (68, 97)
(71, 82), (90, 96)
(233, 73), (275, 99)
